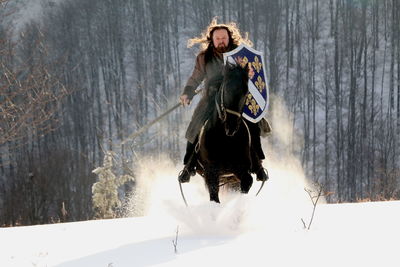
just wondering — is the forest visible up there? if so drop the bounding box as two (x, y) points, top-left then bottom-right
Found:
(1, 0), (399, 226)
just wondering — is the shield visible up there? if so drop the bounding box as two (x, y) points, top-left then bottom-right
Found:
(223, 44), (269, 123)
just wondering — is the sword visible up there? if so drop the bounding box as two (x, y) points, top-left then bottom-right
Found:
(121, 102), (182, 145)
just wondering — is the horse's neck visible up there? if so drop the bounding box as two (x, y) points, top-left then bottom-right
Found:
(207, 91), (222, 129)
(204, 76), (223, 128)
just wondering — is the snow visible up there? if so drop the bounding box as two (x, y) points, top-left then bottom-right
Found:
(1, 158), (400, 267)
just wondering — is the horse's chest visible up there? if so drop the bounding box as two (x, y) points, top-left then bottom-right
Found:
(202, 126), (249, 160)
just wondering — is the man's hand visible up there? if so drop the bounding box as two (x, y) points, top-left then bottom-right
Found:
(180, 94), (191, 106)
(235, 57), (255, 79)
(248, 63), (255, 79)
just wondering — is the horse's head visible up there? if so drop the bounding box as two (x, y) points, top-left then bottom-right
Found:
(218, 63), (249, 136)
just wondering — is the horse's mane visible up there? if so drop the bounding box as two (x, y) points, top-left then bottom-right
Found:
(202, 73), (223, 126)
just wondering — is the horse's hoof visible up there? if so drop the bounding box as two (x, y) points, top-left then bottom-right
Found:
(256, 168), (269, 182)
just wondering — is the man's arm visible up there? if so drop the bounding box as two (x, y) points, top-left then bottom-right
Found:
(180, 53), (206, 106)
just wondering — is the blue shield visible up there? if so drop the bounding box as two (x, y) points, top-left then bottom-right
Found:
(223, 44), (269, 123)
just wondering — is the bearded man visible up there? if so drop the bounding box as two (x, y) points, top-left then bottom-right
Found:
(178, 19), (269, 183)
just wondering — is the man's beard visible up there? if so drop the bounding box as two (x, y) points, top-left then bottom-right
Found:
(214, 44), (229, 53)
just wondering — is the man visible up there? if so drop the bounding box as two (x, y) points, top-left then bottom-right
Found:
(178, 19), (269, 183)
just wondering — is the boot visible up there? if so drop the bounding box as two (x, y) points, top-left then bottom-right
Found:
(178, 165), (196, 183)
(256, 166), (269, 181)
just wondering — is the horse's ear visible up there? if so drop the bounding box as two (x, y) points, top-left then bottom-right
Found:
(224, 62), (249, 80)
(224, 62), (241, 75)
(224, 62), (236, 70)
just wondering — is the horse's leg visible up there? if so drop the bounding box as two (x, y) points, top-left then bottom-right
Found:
(239, 171), (253, 194)
(205, 169), (220, 203)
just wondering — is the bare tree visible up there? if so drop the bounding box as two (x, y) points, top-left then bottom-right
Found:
(0, 46), (68, 145)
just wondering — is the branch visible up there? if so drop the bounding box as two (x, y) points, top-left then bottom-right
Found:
(302, 182), (331, 230)
(172, 226), (179, 254)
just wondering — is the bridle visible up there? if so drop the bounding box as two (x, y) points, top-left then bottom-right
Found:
(215, 80), (245, 136)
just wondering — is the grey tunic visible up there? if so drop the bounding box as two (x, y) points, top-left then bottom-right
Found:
(183, 51), (225, 143)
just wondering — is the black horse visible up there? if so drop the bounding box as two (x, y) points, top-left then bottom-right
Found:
(195, 63), (255, 203)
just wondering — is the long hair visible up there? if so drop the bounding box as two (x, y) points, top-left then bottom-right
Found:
(187, 18), (253, 52)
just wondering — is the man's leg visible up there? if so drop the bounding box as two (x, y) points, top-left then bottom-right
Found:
(250, 148), (269, 181)
(178, 140), (197, 183)
(249, 123), (269, 181)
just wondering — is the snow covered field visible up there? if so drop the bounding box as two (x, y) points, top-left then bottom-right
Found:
(1, 200), (399, 267)
(1, 158), (399, 267)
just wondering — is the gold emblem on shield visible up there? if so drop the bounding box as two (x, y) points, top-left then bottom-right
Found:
(245, 94), (260, 115)
(255, 76), (265, 92)
(252, 56), (262, 73)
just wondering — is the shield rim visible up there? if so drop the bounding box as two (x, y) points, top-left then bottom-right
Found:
(223, 44), (269, 123)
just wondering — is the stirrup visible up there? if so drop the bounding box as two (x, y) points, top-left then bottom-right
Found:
(178, 167), (195, 183)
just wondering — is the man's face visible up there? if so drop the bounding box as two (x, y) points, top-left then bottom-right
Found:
(212, 29), (229, 53)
